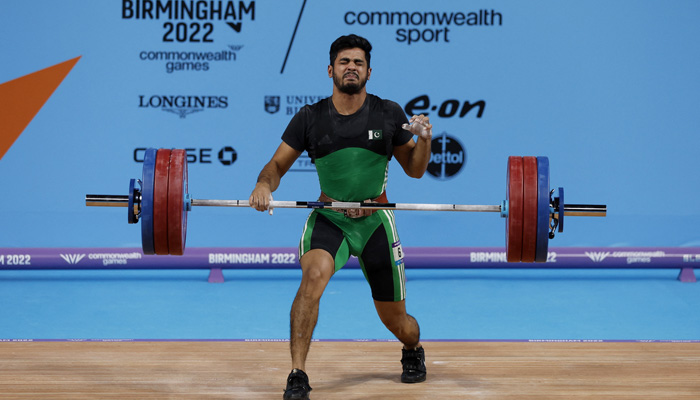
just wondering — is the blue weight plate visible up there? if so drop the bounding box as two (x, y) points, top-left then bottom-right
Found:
(535, 156), (550, 262)
(128, 178), (137, 224)
(521, 156), (538, 263)
(141, 148), (157, 255)
(558, 187), (564, 233)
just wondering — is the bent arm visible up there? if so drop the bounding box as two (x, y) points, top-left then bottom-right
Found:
(393, 135), (432, 178)
(393, 114), (433, 178)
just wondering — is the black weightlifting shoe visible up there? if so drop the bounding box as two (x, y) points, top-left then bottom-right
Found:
(283, 369), (312, 400)
(401, 347), (427, 383)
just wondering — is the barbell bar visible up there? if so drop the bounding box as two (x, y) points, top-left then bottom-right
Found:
(85, 148), (606, 260)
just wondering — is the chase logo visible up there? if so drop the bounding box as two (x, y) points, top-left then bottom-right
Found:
(427, 132), (465, 180)
(218, 146), (237, 165)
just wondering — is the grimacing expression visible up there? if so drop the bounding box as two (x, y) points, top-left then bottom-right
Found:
(330, 48), (371, 95)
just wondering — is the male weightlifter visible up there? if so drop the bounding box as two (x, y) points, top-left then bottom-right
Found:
(249, 34), (433, 400)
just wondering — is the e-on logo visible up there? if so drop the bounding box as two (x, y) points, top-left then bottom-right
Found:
(427, 133), (465, 180)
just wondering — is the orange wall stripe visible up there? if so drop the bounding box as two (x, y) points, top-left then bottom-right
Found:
(0, 56), (81, 160)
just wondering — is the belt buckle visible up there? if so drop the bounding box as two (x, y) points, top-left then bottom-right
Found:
(344, 208), (362, 218)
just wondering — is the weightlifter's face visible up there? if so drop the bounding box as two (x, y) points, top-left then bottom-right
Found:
(329, 48), (372, 95)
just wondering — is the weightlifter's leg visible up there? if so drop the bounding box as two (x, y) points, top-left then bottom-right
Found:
(374, 300), (421, 350)
(290, 248), (335, 371)
(359, 211), (426, 383)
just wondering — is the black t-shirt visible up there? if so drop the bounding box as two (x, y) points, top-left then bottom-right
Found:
(282, 94), (413, 162)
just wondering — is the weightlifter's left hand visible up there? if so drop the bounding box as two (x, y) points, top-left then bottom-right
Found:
(402, 114), (433, 140)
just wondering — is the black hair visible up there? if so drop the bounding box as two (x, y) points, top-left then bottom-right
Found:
(329, 34), (372, 67)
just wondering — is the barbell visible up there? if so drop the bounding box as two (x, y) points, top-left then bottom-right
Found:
(85, 148), (606, 262)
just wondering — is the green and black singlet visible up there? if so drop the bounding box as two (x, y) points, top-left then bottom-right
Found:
(281, 94), (414, 301)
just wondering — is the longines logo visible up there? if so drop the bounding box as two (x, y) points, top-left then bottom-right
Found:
(139, 95), (228, 118)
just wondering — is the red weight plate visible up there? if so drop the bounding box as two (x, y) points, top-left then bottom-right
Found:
(506, 156), (524, 262)
(153, 149), (171, 255)
(521, 156), (538, 263)
(168, 149), (188, 255)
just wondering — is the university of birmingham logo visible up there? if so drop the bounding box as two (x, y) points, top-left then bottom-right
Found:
(265, 96), (280, 114)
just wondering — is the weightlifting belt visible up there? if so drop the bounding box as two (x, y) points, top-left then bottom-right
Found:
(319, 191), (388, 218)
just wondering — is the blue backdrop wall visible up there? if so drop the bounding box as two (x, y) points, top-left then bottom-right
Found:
(1, 0), (699, 250)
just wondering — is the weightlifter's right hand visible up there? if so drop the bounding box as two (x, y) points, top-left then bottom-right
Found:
(249, 183), (274, 215)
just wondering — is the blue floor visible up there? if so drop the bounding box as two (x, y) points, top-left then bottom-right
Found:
(1, 268), (698, 341)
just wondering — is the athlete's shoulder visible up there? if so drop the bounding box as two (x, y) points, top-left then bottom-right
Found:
(303, 96), (330, 112)
(290, 96), (329, 122)
(368, 93), (404, 114)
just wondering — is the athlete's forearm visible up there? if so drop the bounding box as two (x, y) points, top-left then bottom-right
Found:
(256, 160), (284, 193)
(405, 135), (432, 178)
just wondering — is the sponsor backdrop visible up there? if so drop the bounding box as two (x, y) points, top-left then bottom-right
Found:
(1, 1), (699, 266)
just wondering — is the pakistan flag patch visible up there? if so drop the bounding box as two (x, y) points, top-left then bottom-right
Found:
(368, 129), (383, 140)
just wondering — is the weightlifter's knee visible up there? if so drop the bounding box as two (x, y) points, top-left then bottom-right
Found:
(298, 249), (335, 296)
